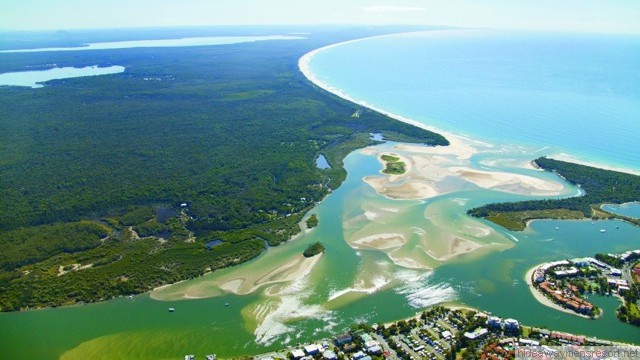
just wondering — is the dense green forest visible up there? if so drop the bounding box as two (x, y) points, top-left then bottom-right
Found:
(469, 157), (640, 230)
(0, 27), (447, 311)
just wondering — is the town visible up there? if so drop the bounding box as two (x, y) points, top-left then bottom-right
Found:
(224, 305), (638, 360)
(529, 250), (640, 324)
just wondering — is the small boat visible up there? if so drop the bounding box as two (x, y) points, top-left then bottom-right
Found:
(555, 226), (559, 230)
(169, 307), (175, 312)
(225, 302), (230, 307)
(600, 229), (606, 233)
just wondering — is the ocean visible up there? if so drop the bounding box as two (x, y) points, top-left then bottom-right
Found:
(307, 30), (640, 172)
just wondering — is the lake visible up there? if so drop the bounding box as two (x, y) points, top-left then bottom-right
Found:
(0, 65), (125, 88)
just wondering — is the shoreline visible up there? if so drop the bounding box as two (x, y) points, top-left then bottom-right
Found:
(299, 36), (640, 178)
(524, 266), (594, 319)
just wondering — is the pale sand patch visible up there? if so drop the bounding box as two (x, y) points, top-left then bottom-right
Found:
(524, 266), (593, 319)
(453, 167), (564, 195)
(387, 253), (431, 270)
(363, 176), (440, 199)
(363, 211), (378, 221)
(465, 225), (492, 237)
(151, 253), (322, 300)
(219, 279), (245, 293)
(352, 233), (406, 250)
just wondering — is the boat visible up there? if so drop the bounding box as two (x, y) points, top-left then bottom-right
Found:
(225, 302), (230, 307)
(555, 226), (559, 230)
(169, 307), (175, 312)
(600, 229), (606, 233)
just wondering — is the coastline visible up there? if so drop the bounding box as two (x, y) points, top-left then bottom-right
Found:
(524, 266), (594, 319)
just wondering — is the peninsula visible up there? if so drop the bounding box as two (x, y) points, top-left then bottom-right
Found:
(469, 157), (640, 230)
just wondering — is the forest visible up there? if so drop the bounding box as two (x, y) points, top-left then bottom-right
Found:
(0, 27), (447, 311)
(468, 157), (640, 230)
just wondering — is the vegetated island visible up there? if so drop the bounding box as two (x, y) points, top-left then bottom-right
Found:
(381, 154), (407, 175)
(303, 242), (325, 258)
(468, 157), (640, 231)
(527, 250), (640, 326)
(0, 26), (448, 312)
(306, 214), (318, 229)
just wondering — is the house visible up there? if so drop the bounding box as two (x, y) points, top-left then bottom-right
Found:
(360, 333), (374, 343)
(335, 333), (353, 346)
(323, 350), (337, 360)
(441, 330), (452, 339)
(304, 345), (320, 355)
(367, 345), (382, 354)
(352, 351), (366, 360)
(291, 349), (306, 359)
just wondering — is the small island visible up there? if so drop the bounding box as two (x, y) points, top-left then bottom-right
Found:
(305, 214), (318, 229)
(527, 249), (640, 325)
(303, 241), (325, 258)
(381, 154), (406, 175)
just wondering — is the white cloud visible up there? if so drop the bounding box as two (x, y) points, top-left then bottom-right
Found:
(363, 5), (426, 13)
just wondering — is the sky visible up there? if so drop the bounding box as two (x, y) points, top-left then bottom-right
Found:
(1, 0), (639, 34)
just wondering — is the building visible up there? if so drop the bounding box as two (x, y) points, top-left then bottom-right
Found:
(441, 330), (453, 339)
(504, 319), (520, 331)
(304, 345), (319, 355)
(323, 350), (337, 360)
(465, 328), (489, 340)
(352, 351), (366, 360)
(367, 345), (382, 354)
(554, 268), (579, 278)
(335, 333), (352, 346)
(291, 349), (306, 359)
(360, 333), (373, 342)
(486, 316), (502, 328)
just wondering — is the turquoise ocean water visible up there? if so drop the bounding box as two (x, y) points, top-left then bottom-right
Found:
(308, 30), (640, 172)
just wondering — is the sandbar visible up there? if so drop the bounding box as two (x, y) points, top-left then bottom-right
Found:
(151, 253), (322, 300)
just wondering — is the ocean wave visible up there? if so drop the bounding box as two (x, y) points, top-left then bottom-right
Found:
(254, 274), (334, 346)
(394, 270), (456, 308)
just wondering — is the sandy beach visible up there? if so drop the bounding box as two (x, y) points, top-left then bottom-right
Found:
(151, 253), (323, 300)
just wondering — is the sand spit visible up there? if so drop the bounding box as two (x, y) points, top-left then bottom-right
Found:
(151, 254), (322, 301)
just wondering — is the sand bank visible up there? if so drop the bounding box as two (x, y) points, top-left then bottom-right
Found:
(151, 253), (322, 301)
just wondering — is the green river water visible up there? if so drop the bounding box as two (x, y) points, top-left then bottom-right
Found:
(1, 142), (638, 359)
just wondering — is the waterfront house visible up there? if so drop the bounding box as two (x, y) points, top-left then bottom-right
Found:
(323, 350), (337, 360)
(503, 319), (519, 331)
(334, 333), (353, 346)
(304, 344), (319, 355)
(291, 349), (306, 359)
(486, 316), (502, 328)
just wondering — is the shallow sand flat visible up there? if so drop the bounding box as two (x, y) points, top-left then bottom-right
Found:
(351, 233), (406, 250)
(452, 167), (564, 195)
(151, 250), (322, 300)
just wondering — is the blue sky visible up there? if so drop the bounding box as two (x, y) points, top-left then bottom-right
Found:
(1, 0), (639, 33)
